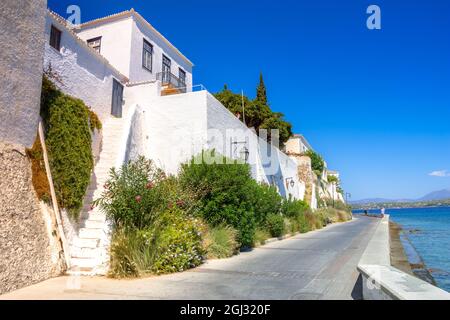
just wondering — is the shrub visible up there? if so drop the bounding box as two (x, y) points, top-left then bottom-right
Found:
(40, 76), (101, 217)
(93, 157), (194, 230)
(151, 208), (206, 274)
(248, 181), (283, 226)
(305, 150), (325, 174)
(108, 207), (206, 278)
(26, 136), (51, 202)
(178, 150), (258, 247)
(265, 213), (285, 237)
(253, 228), (271, 246)
(204, 225), (239, 259)
(281, 197), (310, 218)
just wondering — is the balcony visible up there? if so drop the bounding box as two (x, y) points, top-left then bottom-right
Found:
(156, 71), (186, 96)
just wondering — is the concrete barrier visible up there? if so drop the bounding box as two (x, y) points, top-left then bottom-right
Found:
(357, 215), (450, 300)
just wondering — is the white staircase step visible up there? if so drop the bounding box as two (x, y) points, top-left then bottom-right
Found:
(84, 220), (105, 229)
(79, 228), (104, 239)
(71, 247), (99, 259)
(70, 258), (97, 269)
(72, 237), (99, 249)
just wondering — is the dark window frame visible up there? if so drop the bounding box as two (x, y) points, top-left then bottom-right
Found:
(87, 36), (102, 54)
(179, 68), (186, 86)
(142, 38), (153, 72)
(50, 25), (62, 51)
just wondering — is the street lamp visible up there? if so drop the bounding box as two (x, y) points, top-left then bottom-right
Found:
(231, 140), (249, 163)
(239, 146), (249, 163)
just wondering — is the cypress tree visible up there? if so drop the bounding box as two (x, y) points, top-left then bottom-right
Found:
(256, 73), (267, 105)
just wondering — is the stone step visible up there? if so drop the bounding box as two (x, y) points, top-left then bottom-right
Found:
(71, 247), (99, 259)
(72, 238), (99, 249)
(70, 258), (97, 269)
(83, 220), (105, 229)
(79, 228), (104, 239)
(66, 269), (95, 276)
(85, 213), (106, 222)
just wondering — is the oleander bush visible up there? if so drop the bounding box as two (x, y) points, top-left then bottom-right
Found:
(203, 225), (239, 259)
(39, 76), (101, 218)
(97, 157), (206, 278)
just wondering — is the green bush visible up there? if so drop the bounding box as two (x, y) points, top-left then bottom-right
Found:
(108, 208), (206, 277)
(265, 213), (285, 237)
(204, 225), (239, 259)
(305, 150), (325, 175)
(151, 208), (205, 274)
(40, 76), (101, 217)
(248, 181), (283, 226)
(281, 197), (310, 218)
(178, 150), (258, 247)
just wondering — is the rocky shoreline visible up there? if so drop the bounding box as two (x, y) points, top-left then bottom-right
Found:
(389, 221), (437, 286)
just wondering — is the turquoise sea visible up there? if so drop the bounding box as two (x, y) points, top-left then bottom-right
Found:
(353, 206), (450, 292)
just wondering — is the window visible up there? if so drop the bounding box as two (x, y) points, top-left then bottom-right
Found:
(142, 39), (153, 72)
(179, 68), (186, 86)
(50, 25), (62, 51)
(87, 36), (102, 53)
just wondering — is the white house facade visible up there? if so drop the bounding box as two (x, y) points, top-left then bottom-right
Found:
(75, 9), (193, 89)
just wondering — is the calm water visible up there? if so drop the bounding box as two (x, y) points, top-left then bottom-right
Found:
(353, 206), (450, 292)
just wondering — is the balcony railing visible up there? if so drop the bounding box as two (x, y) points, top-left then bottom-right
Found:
(156, 71), (186, 94)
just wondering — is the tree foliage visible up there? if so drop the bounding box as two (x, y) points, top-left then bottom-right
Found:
(214, 74), (293, 145)
(305, 150), (325, 175)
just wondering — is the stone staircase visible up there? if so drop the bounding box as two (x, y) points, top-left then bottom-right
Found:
(68, 116), (126, 275)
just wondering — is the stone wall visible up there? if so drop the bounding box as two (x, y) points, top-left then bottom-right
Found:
(0, 142), (62, 294)
(0, 0), (47, 148)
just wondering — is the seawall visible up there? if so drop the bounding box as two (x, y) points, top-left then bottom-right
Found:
(357, 215), (450, 300)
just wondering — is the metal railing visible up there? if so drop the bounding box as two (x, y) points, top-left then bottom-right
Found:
(156, 71), (186, 93)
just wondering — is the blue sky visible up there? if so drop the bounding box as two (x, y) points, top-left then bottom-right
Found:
(48, 0), (450, 200)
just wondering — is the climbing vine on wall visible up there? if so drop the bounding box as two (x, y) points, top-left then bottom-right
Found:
(39, 76), (101, 218)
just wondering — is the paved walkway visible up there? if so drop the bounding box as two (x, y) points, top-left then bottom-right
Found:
(1, 216), (380, 300)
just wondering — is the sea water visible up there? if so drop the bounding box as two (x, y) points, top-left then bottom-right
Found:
(353, 206), (450, 292)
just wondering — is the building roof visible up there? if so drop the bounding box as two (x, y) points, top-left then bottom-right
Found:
(47, 10), (129, 83)
(78, 8), (194, 67)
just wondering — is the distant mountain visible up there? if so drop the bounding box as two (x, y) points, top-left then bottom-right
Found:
(418, 189), (450, 201)
(351, 188), (450, 205)
(349, 198), (412, 204)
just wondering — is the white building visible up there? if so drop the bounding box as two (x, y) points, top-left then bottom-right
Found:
(284, 134), (313, 155)
(42, 8), (304, 275)
(75, 9), (193, 93)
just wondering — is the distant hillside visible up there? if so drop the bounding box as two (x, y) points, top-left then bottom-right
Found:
(350, 188), (450, 209)
(418, 189), (450, 201)
(349, 189), (450, 205)
(349, 198), (412, 204)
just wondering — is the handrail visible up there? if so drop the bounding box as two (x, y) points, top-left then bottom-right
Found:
(156, 71), (186, 92)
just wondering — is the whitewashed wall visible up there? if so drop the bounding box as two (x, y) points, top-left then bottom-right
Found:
(0, 0), (47, 147)
(44, 13), (126, 122)
(122, 85), (302, 200)
(130, 16), (193, 87)
(76, 16), (133, 78)
(76, 12), (193, 87)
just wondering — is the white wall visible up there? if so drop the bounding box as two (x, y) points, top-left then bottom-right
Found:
(0, 0), (47, 147)
(76, 12), (193, 87)
(76, 17), (133, 79)
(44, 13), (126, 122)
(122, 85), (302, 200)
(130, 16), (193, 87)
